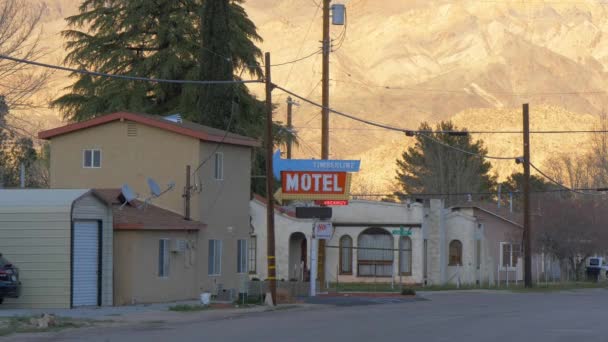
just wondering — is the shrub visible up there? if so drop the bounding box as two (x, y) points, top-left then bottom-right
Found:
(401, 288), (416, 296)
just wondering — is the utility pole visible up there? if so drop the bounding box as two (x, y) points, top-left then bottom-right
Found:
(20, 163), (25, 188)
(522, 103), (532, 288)
(184, 165), (191, 220)
(286, 96), (295, 159)
(321, 0), (330, 161)
(318, 0), (331, 293)
(264, 52), (277, 305)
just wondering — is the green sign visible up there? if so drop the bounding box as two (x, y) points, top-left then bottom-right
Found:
(392, 229), (412, 236)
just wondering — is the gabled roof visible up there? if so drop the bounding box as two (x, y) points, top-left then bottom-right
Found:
(39, 111), (260, 147)
(0, 189), (92, 214)
(450, 202), (523, 228)
(94, 189), (206, 231)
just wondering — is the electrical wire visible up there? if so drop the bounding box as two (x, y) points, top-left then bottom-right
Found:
(529, 162), (605, 196)
(275, 85), (608, 136)
(0, 54), (262, 85)
(190, 68), (248, 178)
(265, 49), (322, 67)
(280, 1), (322, 93)
(417, 133), (518, 160)
(352, 188), (608, 198)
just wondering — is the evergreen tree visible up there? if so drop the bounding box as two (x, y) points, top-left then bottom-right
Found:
(394, 121), (497, 205)
(53, 0), (264, 134)
(54, 0), (292, 195)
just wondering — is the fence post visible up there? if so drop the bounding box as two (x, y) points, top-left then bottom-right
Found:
(336, 263), (339, 293)
(497, 263), (500, 288)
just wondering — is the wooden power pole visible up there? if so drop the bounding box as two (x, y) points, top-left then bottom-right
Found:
(318, 0), (332, 292)
(286, 96), (294, 159)
(264, 52), (277, 304)
(522, 103), (532, 288)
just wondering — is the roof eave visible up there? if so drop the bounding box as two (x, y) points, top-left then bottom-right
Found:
(39, 111), (260, 148)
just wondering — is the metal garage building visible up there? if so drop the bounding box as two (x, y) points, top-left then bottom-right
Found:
(0, 189), (113, 309)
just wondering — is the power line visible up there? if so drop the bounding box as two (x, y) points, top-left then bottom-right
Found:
(266, 49), (322, 67)
(280, 1), (322, 92)
(352, 188), (608, 198)
(416, 133), (517, 160)
(329, 77), (608, 96)
(0, 54), (263, 85)
(295, 126), (608, 135)
(276, 85), (608, 136)
(529, 162), (605, 196)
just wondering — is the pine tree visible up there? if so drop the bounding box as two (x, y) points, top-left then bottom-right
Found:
(53, 0), (264, 133)
(54, 0), (292, 195)
(394, 121), (497, 205)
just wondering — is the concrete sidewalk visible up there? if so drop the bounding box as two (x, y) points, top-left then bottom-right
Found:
(0, 300), (311, 323)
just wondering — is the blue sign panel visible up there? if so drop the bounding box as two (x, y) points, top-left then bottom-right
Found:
(272, 150), (361, 179)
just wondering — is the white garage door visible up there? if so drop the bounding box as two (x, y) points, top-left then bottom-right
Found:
(73, 221), (99, 307)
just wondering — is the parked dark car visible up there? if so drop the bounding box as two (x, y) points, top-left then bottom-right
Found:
(0, 253), (21, 304)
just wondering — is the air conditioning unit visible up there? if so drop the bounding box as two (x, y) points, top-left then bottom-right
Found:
(170, 239), (187, 253)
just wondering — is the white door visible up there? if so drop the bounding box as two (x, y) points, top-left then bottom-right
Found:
(73, 221), (99, 307)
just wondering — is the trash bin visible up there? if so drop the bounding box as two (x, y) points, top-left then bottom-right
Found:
(200, 292), (211, 305)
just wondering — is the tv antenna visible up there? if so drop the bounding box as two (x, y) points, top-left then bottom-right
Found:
(119, 184), (139, 210)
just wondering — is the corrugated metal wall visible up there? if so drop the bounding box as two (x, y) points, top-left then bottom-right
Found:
(0, 212), (71, 308)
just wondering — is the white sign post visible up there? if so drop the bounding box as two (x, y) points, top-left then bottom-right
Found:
(310, 227), (318, 297)
(310, 222), (333, 297)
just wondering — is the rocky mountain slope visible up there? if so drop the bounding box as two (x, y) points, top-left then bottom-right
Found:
(20, 0), (608, 192)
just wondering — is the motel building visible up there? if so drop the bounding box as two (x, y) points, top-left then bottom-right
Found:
(250, 196), (541, 287)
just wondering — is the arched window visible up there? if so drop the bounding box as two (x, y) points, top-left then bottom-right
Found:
(449, 240), (463, 266)
(339, 235), (353, 274)
(399, 236), (412, 275)
(357, 228), (393, 277)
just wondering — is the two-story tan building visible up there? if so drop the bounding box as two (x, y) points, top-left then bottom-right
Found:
(39, 111), (258, 299)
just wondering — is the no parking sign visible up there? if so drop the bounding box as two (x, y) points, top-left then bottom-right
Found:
(314, 222), (333, 240)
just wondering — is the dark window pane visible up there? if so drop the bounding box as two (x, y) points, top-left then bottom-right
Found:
(93, 150), (101, 167)
(84, 150), (92, 167)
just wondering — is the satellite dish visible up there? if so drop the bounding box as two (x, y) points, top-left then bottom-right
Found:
(119, 184), (139, 210)
(147, 178), (162, 197)
(121, 184), (137, 202)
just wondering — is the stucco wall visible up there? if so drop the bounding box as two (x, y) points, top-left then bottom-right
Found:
(48, 119), (254, 297)
(195, 142), (252, 294)
(474, 209), (524, 283)
(113, 230), (199, 305)
(49, 120), (200, 216)
(250, 199), (425, 284)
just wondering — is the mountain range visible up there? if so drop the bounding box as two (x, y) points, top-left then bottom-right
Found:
(22, 0), (608, 192)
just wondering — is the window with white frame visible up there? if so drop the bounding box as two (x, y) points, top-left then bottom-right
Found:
(208, 239), (222, 275)
(214, 152), (223, 180)
(248, 236), (257, 274)
(158, 239), (170, 277)
(83, 149), (101, 168)
(500, 242), (521, 269)
(237, 239), (247, 273)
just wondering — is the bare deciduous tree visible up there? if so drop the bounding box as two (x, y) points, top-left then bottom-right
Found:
(534, 197), (608, 280)
(0, 0), (49, 112)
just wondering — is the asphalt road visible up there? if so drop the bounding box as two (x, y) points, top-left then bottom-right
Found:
(8, 289), (608, 342)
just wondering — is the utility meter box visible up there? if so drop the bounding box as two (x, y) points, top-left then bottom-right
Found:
(331, 4), (345, 25)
